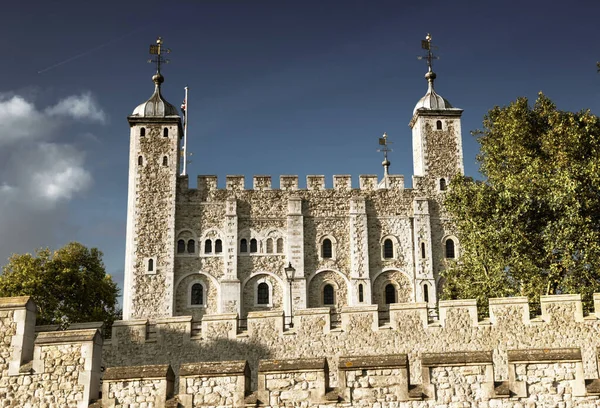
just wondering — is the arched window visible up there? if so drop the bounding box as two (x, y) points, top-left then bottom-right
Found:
(140, 127), (146, 137)
(204, 239), (212, 254)
(424, 284), (429, 303)
(191, 283), (203, 305)
(445, 239), (455, 259)
(440, 178), (447, 191)
(385, 284), (396, 304)
(177, 239), (185, 254)
(257, 282), (269, 305)
(162, 156), (168, 166)
(358, 284), (364, 303)
(215, 239), (222, 253)
(323, 284), (334, 305)
(383, 239), (394, 259)
(436, 120), (442, 130)
(187, 239), (195, 254)
(266, 238), (273, 254)
(163, 127), (169, 137)
(276, 238), (284, 253)
(240, 239), (248, 253)
(147, 259), (154, 272)
(322, 239), (332, 259)
(250, 239), (258, 253)
(421, 242), (426, 259)
(138, 156), (143, 166)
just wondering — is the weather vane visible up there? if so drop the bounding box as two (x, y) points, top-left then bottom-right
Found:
(377, 133), (393, 187)
(417, 33), (439, 72)
(148, 37), (170, 74)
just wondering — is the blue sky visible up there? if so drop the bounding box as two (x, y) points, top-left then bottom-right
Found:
(1, 0), (599, 303)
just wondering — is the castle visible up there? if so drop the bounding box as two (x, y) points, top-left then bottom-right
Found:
(4, 37), (600, 407)
(122, 36), (463, 323)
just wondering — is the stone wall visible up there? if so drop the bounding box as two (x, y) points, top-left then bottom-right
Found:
(0, 297), (103, 408)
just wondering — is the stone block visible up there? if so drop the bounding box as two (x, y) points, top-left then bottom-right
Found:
(280, 175), (298, 190)
(333, 175), (352, 190)
(438, 299), (478, 327)
(226, 175), (245, 190)
(201, 313), (238, 340)
(540, 294), (584, 322)
(103, 364), (175, 408)
(389, 302), (428, 330)
(387, 175), (404, 189)
(341, 305), (378, 332)
(197, 175), (217, 191)
(307, 175), (325, 190)
(359, 175), (378, 190)
(253, 175), (271, 190)
(489, 296), (530, 325)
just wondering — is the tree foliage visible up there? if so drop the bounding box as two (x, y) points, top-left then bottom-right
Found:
(442, 93), (600, 312)
(0, 242), (120, 327)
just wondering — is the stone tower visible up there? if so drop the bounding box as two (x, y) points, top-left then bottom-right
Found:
(409, 40), (464, 307)
(122, 69), (182, 320)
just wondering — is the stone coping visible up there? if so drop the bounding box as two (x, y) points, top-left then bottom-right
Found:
(339, 354), (408, 370)
(112, 319), (148, 327)
(340, 305), (378, 313)
(259, 358), (328, 373)
(155, 316), (192, 324)
(0, 296), (34, 309)
(36, 321), (104, 333)
(540, 294), (581, 302)
(421, 351), (493, 367)
(180, 360), (249, 377)
(104, 364), (175, 381)
(489, 296), (529, 305)
(507, 348), (582, 363)
(438, 299), (477, 308)
(389, 302), (427, 311)
(295, 307), (331, 316)
(201, 313), (237, 321)
(247, 310), (284, 319)
(35, 328), (100, 345)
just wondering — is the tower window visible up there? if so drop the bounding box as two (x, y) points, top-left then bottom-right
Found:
(440, 178), (447, 191)
(322, 239), (332, 259)
(383, 239), (394, 259)
(276, 238), (283, 253)
(358, 284), (364, 302)
(187, 239), (195, 254)
(162, 156), (168, 166)
(204, 239), (212, 254)
(424, 284), (429, 303)
(385, 284), (396, 304)
(147, 259), (154, 272)
(323, 284), (334, 305)
(177, 239), (185, 254)
(250, 239), (258, 253)
(240, 239), (248, 253)
(436, 120), (442, 130)
(140, 127), (146, 137)
(257, 282), (269, 305)
(445, 239), (456, 259)
(138, 156), (143, 166)
(215, 239), (222, 253)
(421, 242), (426, 259)
(191, 283), (204, 306)
(266, 238), (273, 254)
(163, 127), (169, 137)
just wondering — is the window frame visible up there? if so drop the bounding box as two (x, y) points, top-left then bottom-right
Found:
(255, 280), (272, 307)
(188, 281), (207, 308)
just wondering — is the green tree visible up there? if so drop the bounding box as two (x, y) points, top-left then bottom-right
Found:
(0, 242), (120, 327)
(442, 93), (600, 312)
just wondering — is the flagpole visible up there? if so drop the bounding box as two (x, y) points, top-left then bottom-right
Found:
(182, 86), (188, 176)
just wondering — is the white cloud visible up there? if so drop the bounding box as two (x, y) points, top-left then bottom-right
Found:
(45, 92), (106, 123)
(0, 91), (102, 263)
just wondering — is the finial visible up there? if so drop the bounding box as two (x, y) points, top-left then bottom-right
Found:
(377, 133), (393, 187)
(417, 33), (439, 90)
(148, 36), (171, 85)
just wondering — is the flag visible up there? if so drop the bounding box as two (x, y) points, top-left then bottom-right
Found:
(181, 100), (186, 116)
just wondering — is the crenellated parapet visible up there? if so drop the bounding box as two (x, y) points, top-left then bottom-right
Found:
(179, 174), (411, 192)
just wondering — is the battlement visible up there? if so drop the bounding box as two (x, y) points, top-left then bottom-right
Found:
(4, 294), (600, 406)
(177, 174), (407, 192)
